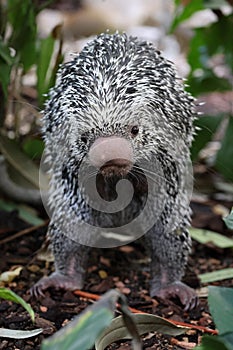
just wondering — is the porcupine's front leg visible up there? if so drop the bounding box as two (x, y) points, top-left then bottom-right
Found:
(30, 224), (90, 297)
(146, 226), (198, 310)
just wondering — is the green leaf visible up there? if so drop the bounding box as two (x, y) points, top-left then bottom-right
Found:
(96, 314), (187, 350)
(0, 288), (35, 322)
(0, 39), (14, 97)
(218, 333), (233, 350)
(190, 227), (233, 248)
(191, 115), (223, 160)
(0, 60), (11, 98)
(37, 25), (63, 107)
(7, 0), (37, 71)
(187, 14), (233, 95)
(17, 204), (44, 225)
(187, 72), (232, 96)
(208, 286), (233, 334)
(170, 0), (204, 32)
(195, 334), (230, 350)
(37, 34), (56, 106)
(22, 139), (45, 160)
(0, 199), (44, 225)
(199, 268), (233, 284)
(223, 208), (233, 230)
(41, 289), (141, 350)
(0, 328), (43, 339)
(203, 14), (233, 72)
(187, 28), (206, 72)
(197, 287), (233, 349)
(0, 134), (48, 190)
(0, 39), (14, 65)
(216, 116), (233, 182)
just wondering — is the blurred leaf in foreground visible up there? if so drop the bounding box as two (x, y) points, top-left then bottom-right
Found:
(42, 289), (141, 350)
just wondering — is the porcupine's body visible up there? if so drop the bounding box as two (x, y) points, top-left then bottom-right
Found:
(32, 33), (198, 309)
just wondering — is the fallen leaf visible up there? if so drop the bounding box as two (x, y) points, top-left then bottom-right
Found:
(0, 266), (23, 283)
(0, 328), (43, 339)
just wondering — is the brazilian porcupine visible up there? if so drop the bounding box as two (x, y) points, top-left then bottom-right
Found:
(31, 33), (198, 310)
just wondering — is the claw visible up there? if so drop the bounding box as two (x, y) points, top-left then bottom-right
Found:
(150, 281), (199, 310)
(30, 272), (84, 298)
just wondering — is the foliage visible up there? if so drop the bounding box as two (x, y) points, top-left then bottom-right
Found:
(0, 0), (63, 124)
(171, 0), (233, 182)
(190, 227), (233, 248)
(223, 208), (233, 229)
(0, 288), (43, 339)
(0, 0), (62, 194)
(195, 286), (233, 350)
(41, 289), (187, 350)
(41, 289), (142, 350)
(36, 24), (63, 107)
(0, 287), (35, 321)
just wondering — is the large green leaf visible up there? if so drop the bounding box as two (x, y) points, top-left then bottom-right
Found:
(42, 300), (113, 350)
(7, 0), (37, 71)
(0, 288), (35, 322)
(218, 333), (233, 350)
(195, 334), (230, 350)
(208, 286), (233, 335)
(96, 314), (187, 350)
(42, 289), (141, 350)
(196, 286), (233, 349)
(215, 116), (233, 182)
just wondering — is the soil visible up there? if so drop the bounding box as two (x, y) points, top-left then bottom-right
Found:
(0, 190), (232, 349)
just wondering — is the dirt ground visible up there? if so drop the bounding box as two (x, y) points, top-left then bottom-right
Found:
(0, 190), (232, 349)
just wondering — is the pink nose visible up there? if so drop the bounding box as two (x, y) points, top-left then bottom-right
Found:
(88, 136), (133, 168)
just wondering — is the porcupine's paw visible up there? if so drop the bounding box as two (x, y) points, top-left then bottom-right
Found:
(30, 272), (84, 298)
(150, 281), (199, 311)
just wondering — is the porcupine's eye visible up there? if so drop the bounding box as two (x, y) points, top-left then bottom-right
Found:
(130, 125), (139, 137)
(80, 133), (88, 144)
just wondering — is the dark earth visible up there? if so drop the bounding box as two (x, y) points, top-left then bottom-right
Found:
(0, 186), (233, 349)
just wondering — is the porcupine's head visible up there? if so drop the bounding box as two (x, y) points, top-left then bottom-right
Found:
(44, 33), (196, 188)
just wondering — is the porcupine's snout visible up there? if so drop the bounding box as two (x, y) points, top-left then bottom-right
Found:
(88, 136), (133, 178)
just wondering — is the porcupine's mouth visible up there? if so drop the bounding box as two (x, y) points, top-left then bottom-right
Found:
(100, 158), (132, 178)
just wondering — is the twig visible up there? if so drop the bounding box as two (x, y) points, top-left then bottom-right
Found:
(73, 290), (218, 335)
(0, 220), (49, 245)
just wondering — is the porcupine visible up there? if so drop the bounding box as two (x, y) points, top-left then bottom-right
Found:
(31, 33), (198, 310)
